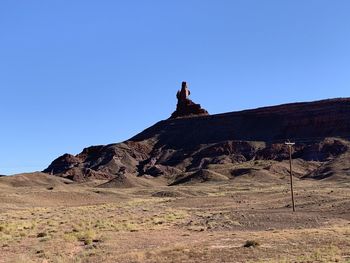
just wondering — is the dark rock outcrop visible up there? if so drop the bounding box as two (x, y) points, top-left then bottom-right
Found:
(170, 82), (209, 119)
(43, 141), (153, 182)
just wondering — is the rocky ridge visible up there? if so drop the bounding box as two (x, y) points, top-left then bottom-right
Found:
(43, 84), (350, 185)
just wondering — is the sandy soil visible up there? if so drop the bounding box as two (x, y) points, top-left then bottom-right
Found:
(0, 174), (349, 263)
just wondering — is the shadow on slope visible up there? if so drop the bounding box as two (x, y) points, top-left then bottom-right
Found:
(169, 169), (229, 186)
(98, 173), (164, 188)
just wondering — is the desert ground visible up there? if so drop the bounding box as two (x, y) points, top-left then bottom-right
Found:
(0, 171), (349, 263)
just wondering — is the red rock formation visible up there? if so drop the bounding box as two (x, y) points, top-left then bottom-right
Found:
(44, 97), (350, 182)
(170, 82), (209, 119)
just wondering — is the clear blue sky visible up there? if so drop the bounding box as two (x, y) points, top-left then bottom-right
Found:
(1, 1), (350, 175)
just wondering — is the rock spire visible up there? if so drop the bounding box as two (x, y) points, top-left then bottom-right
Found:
(170, 81), (209, 119)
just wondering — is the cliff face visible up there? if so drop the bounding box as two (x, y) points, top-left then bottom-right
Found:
(44, 98), (350, 183)
(138, 98), (350, 147)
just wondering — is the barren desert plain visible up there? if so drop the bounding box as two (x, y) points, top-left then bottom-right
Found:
(0, 170), (350, 262)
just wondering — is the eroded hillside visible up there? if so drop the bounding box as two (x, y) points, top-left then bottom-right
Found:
(44, 97), (350, 185)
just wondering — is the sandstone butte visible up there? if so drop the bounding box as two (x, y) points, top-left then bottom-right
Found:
(43, 82), (350, 185)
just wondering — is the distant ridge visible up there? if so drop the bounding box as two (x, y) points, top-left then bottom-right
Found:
(0, 172), (72, 187)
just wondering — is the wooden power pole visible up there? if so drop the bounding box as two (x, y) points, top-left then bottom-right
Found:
(285, 141), (296, 212)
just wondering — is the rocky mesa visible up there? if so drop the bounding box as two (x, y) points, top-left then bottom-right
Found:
(43, 82), (350, 185)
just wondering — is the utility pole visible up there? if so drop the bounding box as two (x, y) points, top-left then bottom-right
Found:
(285, 141), (296, 212)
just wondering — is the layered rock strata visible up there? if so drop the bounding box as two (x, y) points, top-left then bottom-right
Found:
(44, 96), (350, 183)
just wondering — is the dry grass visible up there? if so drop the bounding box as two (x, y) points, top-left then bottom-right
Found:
(0, 177), (350, 262)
